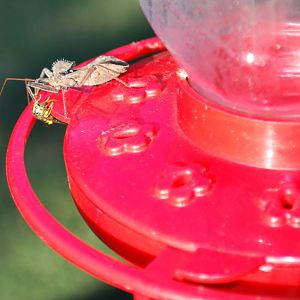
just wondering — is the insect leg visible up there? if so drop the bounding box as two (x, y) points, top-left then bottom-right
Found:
(62, 89), (68, 118)
(77, 66), (97, 86)
(26, 84), (42, 105)
(27, 81), (67, 118)
(95, 64), (129, 87)
(24, 79), (38, 104)
(28, 81), (58, 93)
(44, 97), (54, 110)
(38, 68), (53, 79)
(113, 76), (129, 87)
(25, 81), (31, 104)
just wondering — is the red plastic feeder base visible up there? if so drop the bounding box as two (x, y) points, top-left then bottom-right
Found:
(6, 38), (300, 299)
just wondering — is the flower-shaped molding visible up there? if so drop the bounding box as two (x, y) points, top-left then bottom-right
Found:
(98, 121), (158, 156)
(153, 162), (213, 207)
(258, 183), (300, 228)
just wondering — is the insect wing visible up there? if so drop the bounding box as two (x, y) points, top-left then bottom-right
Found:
(63, 69), (87, 85)
(92, 55), (129, 73)
(74, 56), (129, 86)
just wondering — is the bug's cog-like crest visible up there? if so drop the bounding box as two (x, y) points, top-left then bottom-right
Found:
(52, 59), (75, 74)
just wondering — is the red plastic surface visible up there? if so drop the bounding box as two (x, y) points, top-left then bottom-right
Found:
(179, 78), (300, 170)
(6, 38), (300, 299)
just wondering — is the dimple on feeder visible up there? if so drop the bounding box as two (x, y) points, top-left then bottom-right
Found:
(6, 1), (300, 299)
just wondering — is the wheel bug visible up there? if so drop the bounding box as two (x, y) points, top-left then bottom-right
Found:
(0, 55), (129, 125)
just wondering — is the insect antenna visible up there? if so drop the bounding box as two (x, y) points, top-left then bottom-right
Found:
(0, 77), (35, 103)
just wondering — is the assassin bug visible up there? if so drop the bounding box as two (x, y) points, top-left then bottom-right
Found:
(0, 55), (129, 125)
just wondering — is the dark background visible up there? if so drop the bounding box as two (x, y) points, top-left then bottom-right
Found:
(0, 1), (153, 299)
